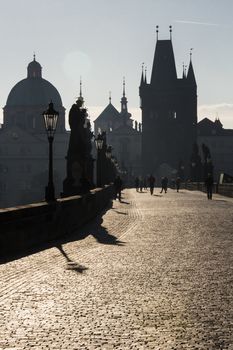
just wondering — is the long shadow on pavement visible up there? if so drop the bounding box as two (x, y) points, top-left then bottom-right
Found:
(0, 200), (125, 265)
(56, 244), (88, 274)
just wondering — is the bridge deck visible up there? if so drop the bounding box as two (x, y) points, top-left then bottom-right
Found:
(0, 188), (232, 349)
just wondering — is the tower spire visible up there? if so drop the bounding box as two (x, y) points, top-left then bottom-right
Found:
(144, 66), (147, 84)
(140, 62), (145, 86)
(109, 91), (112, 104)
(121, 77), (128, 113)
(77, 76), (84, 104)
(182, 62), (186, 79)
(169, 25), (172, 40)
(190, 48), (193, 62)
(79, 76), (82, 98)
(187, 49), (196, 86)
(156, 25), (159, 41)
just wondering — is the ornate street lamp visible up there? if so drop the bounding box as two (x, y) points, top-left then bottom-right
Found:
(42, 101), (59, 202)
(95, 133), (104, 187)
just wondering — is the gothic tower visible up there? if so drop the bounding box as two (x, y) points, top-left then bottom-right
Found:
(140, 27), (197, 178)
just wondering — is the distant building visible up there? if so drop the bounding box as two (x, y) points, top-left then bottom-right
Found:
(197, 117), (233, 180)
(94, 80), (142, 181)
(140, 28), (197, 179)
(0, 56), (69, 208)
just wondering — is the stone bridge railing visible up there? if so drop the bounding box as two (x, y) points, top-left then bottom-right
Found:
(181, 182), (233, 198)
(0, 185), (114, 258)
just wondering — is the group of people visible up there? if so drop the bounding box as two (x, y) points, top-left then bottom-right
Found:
(113, 173), (214, 202)
(134, 175), (181, 195)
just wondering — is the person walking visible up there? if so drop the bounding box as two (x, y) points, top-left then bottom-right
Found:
(135, 177), (139, 192)
(139, 176), (143, 192)
(114, 175), (123, 201)
(160, 176), (168, 193)
(148, 174), (155, 195)
(143, 177), (148, 190)
(176, 177), (181, 192)
(205, 173), (214, 200)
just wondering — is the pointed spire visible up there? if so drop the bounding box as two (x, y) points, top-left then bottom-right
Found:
(109, 91), (112, 104)
(182, 62), (185, 78)
(182, 62), (186, 79)
(156, 25), (159, 41)
(190, 48), (193, 62)
(123, 76), (125, 97)
(76, 76), (84, 105)
(169, 25), (172, 40)
(79, 76), (82, 98)
(144, 66), (147, 84)
(33, 52), (36, 61)
(121, 77), (128, 113)
(140, 62), (145, 86)
(187, 49), (196, 86)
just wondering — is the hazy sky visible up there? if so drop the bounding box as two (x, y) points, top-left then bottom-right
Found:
(1, 0), (233, 128)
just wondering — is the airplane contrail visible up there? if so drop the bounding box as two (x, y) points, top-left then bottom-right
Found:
(175, 20), (219, 27)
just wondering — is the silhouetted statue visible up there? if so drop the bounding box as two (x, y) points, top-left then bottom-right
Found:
(63, 98), (93, 196)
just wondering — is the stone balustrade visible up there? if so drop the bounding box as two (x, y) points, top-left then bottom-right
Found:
(182, 182), (233, 197)
(0, 185), (114, 258)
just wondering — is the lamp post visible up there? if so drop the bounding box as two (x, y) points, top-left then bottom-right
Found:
(95, 133), (104, 187)
(42, 101), (59, 202)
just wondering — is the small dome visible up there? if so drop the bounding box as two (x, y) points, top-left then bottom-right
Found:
(27, 58), (42, 78)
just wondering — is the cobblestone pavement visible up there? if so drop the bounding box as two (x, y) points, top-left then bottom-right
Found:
(0, 188), (233, 350)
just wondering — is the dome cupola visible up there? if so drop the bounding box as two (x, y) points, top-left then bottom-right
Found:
(27, 54), (42, 78)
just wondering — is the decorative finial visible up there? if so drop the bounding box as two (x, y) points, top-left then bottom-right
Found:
(190, 48), (193, 61)
(169, 25), (172, 40)
(33, 52), (36, 61)
(123, 76), (125, 97)
(142, 62), (144, 73)
(79, 76), (82, 97)
(156, 25), (159, 41)
(109, 91), (111, 104)
(185, 65), (187, 76)
(145, 66), (147, 82)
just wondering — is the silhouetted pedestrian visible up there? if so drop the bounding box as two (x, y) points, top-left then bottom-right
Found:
(114, 175), (123, 201)
(148, 174), (155, 195)
(135, 177), (139, 192)
(205, 173), (214, 200)
(143, 177), (148, 190)
(139, 176), (143, 192)
(176, 177), (181, 192)
(160, 176), (168, 193)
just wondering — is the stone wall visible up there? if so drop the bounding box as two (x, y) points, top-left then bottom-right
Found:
(0, 185), (114, 257)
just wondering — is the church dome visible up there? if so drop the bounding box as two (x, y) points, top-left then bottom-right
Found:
(6, 56), (62, 107)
